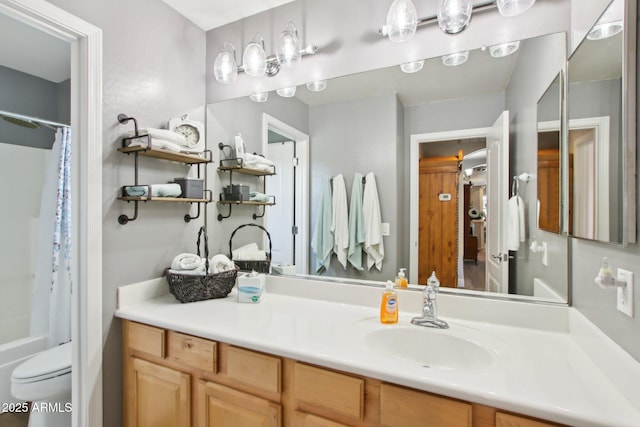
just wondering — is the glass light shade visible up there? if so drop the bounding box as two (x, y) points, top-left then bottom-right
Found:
(489, 41), (520, 58)
(242, 41), (267, 77)
(250, 91), (269, 102)
(400, 60), (424, 73)
(277, 86), (297, 97)
(385, 0), (418, 43)
(587, 21), (623, 40)
(213, 50), (237, 84)
(277, 29), (302, 68)
(496, 0), (536, 17)
(306, 80), (327, 92)
(442, 51), (469, 66)
(437, 0), (472, 34)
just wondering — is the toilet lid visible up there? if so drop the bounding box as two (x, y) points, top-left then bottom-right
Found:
(11, 342), (72, 383)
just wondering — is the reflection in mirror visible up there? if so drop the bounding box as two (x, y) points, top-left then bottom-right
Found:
(567, 0), (635, 245)
(536, 73), (562, 234)
(207, 32), (569, 303)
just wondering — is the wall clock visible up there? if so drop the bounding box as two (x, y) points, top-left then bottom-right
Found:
(168, 114), (205, 153)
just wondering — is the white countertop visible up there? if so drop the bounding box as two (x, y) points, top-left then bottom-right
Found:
(115, 275), (640, 427)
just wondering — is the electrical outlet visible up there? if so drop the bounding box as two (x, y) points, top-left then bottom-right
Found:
(617, 269), (634, 318)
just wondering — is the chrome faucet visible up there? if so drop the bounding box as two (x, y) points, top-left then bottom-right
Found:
(411, 272), (449, 329)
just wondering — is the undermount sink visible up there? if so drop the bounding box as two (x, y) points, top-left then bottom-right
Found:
(356, 321), (506, 372)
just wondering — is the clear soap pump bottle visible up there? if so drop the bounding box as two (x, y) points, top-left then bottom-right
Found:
(380, 281), (399, 324)
(395, 268), (408, 288)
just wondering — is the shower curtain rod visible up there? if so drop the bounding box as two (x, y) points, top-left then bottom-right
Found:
(0, 109), (70, 129)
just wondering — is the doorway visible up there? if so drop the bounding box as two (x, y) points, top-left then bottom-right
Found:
(262, 114), (309, 275)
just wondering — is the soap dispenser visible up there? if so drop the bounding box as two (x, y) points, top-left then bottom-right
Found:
(380, 280), (399, 324)
(395, 268), (408, 289)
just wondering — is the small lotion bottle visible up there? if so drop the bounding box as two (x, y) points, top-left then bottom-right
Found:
(380, 280), (399, 324)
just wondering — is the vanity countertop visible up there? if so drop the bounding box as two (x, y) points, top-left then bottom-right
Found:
(115, 275), (640, 427)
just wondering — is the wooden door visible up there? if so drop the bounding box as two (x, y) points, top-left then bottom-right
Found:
(537, 149), (560, 233)
(418, 156), (459, 286)
(126, 357), (190, 427)
(197, 380), (281, 427)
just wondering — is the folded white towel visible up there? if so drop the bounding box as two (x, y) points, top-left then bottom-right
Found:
(209, 254), (236, 274)
(168, 267), (206, 276)
(507, 195), (526, 251)
(171, 253), (205, 270)
(127, 137), (183, 153)
(232, 243), (267, 261)
(125, 183), (182, 198)
(126, 128), (186, 145)
(331, 174), (349, 269)
(244, 152), (275, 167)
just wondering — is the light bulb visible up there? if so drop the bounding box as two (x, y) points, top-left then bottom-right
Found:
(213, 46), (237, 84)
(250, 91), (269, 102)
(243, 39), (267, 77)
(400, 60), (424, 73)
(277, 86), (297, 97)
(587, 21), (623, 40)
(306, 80), (327, 92)
(437, 0), (472, 34)
(385, 0), (418, 43)
(277, 24), (302, 68)
(489, 41), (520, 58)
(442, 51), (469, 66)
(496, 0), (536, 17)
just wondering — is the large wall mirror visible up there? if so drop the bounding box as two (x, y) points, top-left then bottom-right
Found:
(207, 31), (569, 303)
(567, 0), (636, 245)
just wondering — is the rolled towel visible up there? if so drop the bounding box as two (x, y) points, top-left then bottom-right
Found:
(125, 183), (182, 198)
(171, 253), (205, 270)
(244, 152), (275, 167)
(232, 243), (267, 261)
(209, 254), (236, 274)
(249, 192), (271, 203)
(168, 267), (205, 276)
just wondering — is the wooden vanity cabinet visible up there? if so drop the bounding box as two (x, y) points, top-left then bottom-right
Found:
(123, 320), (566, 427)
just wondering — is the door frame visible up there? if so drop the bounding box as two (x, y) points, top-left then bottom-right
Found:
(261, 113), (310, 274)
(410, 127), (490, 285)
(0, 1), (104, 425)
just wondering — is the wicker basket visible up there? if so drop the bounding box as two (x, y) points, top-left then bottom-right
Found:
(229, 223), (272, 273)
(165, 226), (238, 303)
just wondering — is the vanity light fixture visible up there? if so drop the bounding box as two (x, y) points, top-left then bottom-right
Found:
(489, 41), (520, 58)
(213, 22), (318, 84)
(243, 34), (268, 77)
(306, 80), (327, 92)
(276, 86), (297, 97)
(400, 60), (424, 73)
(437, 0), (472, 34)
(380, 0), (536, 40)
(587, 21), (623, 40)
(250, 91), (269, 102)
(213, 42), (238, 84)
(442, 51), (469, 66)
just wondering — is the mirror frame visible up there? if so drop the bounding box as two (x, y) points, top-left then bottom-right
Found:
(566, 0), (637, 246)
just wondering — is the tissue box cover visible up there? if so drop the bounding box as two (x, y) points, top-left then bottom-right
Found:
(237, 273), (265, 303)
(271, 264), (296, 275)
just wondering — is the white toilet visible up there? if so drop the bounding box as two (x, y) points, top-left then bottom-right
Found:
(10, 342), (72, 427)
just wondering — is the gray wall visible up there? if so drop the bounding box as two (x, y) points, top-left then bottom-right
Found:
(0, 65), (68, 149)
(505, 33), (569, 299)
(206, 95), (309, 255)
(48, 1), (206, 425)
(308, 93), (401, 280)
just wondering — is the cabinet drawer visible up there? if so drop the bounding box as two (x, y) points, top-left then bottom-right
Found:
(127, 321), (166, 358)
(220, 345), (281, 394)
(293, 410), (350, 427)
(293, 362), (364, 421)
(198, 380), (281, 427)
(496, 412), (562, 427)
(167, 331), (216, 373)
(380, 383), (472, 427)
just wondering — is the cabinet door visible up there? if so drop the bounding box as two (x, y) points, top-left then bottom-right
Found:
(293, 411), (349, 427)
(126, 357), (190, 427)
(496, 412), (562, 427)
(198, 380), (281, 427)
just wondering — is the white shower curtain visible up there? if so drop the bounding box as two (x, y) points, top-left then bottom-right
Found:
(31, 127), (72, 348)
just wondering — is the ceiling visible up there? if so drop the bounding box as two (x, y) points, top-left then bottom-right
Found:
(161, 0), (297, 31)
(0, 13), (70, 83)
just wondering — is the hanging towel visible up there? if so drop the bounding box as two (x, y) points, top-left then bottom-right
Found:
(311, 180), (334, 273)
(348, 173), (365, 270)
(331, 174), (349, 269)
(363, 172), (384, 271)
(507, 195), (526, 251)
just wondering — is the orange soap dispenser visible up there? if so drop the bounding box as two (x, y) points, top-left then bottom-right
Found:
(380, 280), (399, 324)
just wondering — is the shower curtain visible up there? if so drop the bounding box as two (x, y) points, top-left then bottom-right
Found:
(31, 127), (72, 347)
